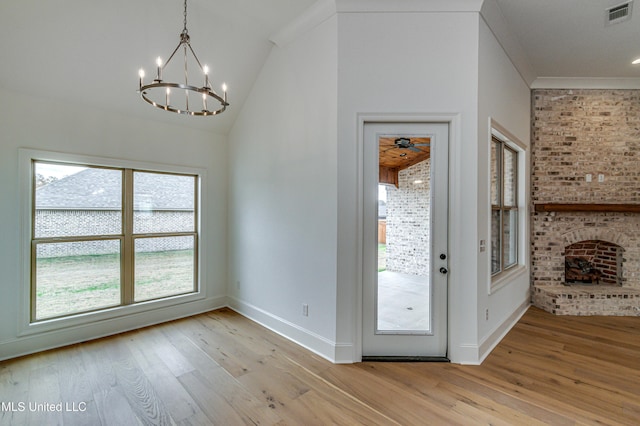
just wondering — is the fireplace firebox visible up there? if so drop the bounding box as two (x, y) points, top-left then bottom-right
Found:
(564, 240), (623, 286)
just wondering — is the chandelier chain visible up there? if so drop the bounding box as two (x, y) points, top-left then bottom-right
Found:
(182, 0), (188, 36)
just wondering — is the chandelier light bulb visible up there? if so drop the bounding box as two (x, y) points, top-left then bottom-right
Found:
(156, 57), (163, 81)
(138, 69), (145, 88)
(203, 65), (209, 87)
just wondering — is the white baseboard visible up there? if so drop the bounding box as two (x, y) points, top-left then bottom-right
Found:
(333, 343), (356, 364)
(1, 295), (356, 364)
(478, 299), (530, 363)
(455, 299), (530, 365)
(455, 344), (482, 365)
(227, 296), (350, 363)
(0, 296), (227, 361)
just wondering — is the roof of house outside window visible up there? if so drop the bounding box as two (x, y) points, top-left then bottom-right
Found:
(36, 168), (195, 210)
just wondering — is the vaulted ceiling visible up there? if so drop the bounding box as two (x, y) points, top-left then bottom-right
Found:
(0, 0), (314, 134)
(0, 0), (638, 136)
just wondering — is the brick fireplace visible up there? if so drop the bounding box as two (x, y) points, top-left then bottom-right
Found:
(531, 89), (640, 316)
(531, 209), (640, 315)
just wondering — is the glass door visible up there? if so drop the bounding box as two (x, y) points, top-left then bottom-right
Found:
(362, 122), (449, 358)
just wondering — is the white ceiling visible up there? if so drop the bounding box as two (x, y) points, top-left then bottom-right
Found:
(493, 0), (640, 82)
(1, 0), (638, 135)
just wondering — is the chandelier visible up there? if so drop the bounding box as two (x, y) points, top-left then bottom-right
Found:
(137, 0), (228, 116)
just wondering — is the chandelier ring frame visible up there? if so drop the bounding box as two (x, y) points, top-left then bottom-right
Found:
(139, 82), (228, 116)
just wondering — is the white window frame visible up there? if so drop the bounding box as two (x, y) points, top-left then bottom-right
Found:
(18, 149), (207, 336)
(489, 120), (527, 293)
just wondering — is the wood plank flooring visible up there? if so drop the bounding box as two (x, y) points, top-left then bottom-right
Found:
(1, 307), (639, 425)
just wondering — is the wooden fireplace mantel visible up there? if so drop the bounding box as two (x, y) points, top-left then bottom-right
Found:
(534, 203), (640, 213)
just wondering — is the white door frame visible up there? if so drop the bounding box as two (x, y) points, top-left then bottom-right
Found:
(354, 113), (462, 362)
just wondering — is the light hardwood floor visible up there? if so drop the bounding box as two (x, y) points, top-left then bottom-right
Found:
(1, 306), (639, 425)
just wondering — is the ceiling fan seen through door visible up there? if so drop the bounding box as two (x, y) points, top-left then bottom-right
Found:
(390, 137), (430, 153)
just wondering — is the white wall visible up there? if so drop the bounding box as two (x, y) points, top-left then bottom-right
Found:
(227, 16), (339, 360)
(336, 10), (482, 363)
(0, 87), (228, 360)
(476, 18), (531, 361)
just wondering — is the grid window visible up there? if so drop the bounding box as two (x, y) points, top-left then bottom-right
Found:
(491, 136), (518, 276)
(31, 162), (198, 321)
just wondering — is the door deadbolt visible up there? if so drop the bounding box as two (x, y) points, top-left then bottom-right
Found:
(439, 267), (448, 274)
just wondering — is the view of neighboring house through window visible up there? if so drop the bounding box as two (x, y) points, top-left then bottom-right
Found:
(491, 135), (518, 276)
(32, 161), (198, 321)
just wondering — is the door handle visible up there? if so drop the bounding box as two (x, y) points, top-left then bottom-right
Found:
(439, 267), (448, 274)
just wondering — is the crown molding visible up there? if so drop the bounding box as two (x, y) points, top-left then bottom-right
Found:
(270, 0), (490, 49)
(531, 77), (640, 90)
(335, 0), (484, 13)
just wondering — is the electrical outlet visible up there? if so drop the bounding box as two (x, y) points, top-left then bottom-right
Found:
(485, 309), (489, 321)
(598, 174), (605, 183)
(586, 173), (592, 183)
(302, 304), (309, 317)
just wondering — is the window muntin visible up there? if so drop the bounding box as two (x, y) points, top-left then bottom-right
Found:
(31, 161), (198, 322)
(491, 136), (519, 276)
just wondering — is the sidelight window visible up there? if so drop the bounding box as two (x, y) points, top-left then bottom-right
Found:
(491, 135), (518, 276)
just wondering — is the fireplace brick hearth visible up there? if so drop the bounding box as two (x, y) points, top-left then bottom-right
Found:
(531, 89), (640, 316)
(532, 285), (640, 316)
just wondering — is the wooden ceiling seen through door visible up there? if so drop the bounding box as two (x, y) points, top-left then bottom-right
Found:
(378, 137), (430, 187)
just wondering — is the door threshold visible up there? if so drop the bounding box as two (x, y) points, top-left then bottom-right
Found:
(361, 356), (450, 362)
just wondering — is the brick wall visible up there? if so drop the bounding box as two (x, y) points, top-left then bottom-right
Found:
(532, 89), (640, 203)
(36, 210), (194, 258)
(531, 89), (640, 315)
(386, 159), (430, 276)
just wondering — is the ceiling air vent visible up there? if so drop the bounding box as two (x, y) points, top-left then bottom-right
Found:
(606, 2), (633, 25)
